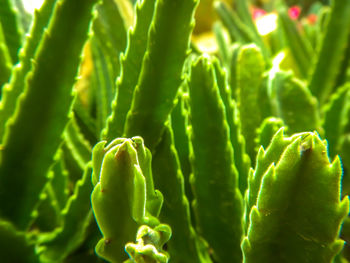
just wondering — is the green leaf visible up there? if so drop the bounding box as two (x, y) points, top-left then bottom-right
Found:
(0, 22), (12, 88)
(274, 71), (321, 134)
(213, 21), (231, 67)
(242, 132), (349, 262)
(214, 1), (254, 44)
(0, 0), (58, 143)
(256, 117), (285, 150)
(29, 181), (62, 233)
(38, 165), (94, 263)
(170, 91), (193, 203)
(90, 38), (118, 136)
(123, 0), (198, 151)
(91, 139), (148, 262)
(0, 220), (39, 263)
(213, 58), (250, 195)
(0, 0), (22, 63)
(234, 0), (270, 60)
(187, 56), (243, 262)
(308, 0), (350, 104)
(102, 0), (156, 141)
(334, 34), (350, 89)
(236, 44), (265, 161)
(322, 84), (350, 158)
(90, 0), (129, 135)
(244, 128), (299, 228)
(152, 125), (212, 263)
(49, 150), (69, 212)
(130, 136), (164, 218)
(278, 8), (313, 79)
(125, 224), (171, 263)
(228, 43), (241, 100)
(64, 118), (92, 171)
(0, 0), (99, 230)
(339, 134), (350, 197)
(93, 0), (128, 79)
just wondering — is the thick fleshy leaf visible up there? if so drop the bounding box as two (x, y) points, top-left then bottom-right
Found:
(187, 55), (243, 262)
(0, 0), (98, 230)
(91, 138), (161, 262)
(125, 224), (171, 263)
(153, 125), (211, 263)
(243, 132), (349, 262)
(0, 0), (58, 142)
(308, 0), (350, 104)
(322, 84), (350, 158)
(102, 0), (157, 141)
(123, 0), (198, 151)
(236, 44), (265, 161)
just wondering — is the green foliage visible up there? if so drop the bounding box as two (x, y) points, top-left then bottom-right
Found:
(0, 0), (350, 262)
(0, 0), (97, 229)
(242, 131), (349, 262)
(123, 0), (198, 151)
(187, 56), (243, 262)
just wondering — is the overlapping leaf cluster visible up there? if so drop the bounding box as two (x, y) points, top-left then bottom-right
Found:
(0, 0), (350, 262)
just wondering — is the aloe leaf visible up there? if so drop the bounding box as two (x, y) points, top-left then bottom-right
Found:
(0, 0), (98, 230)
(234, 0), (270, 60)
(234, 0), (256, 30)
(228, 43), (241, 100)
(91, 139), (148, 262)
(61, 221), (105, 263)
(0, 0), (57, 142)
(0, 0), (22, 63)
(130, 136), (164, 218)
(0, 220), (39, 263)
(73, 98), (99, 146)
(242, 132), (349, 262)
(338, 216), (350, 262)
(256, 117), (285, 150)
(0, 22), (12, 88)
(213, 22), (231, 67)
(187, 56), (243, 262)
(90, 38), (117, 135)
(170, 91), (193, 202)
(38, 165), (94, 263)
(93, 0), (127, 78)
(339, 134), (350, 197)
(123, 0), (198, 151)
(90, 0), (129, 135)
(102, 0), (156, 141)
(30, 180), (62, 232)
(214, 1), (254, 44)
(322, 84), (350, 158)
(273, 70), (321, 134)
(334, 34), (350, 89)
(64, 118), (92, 171)
(278, 8), (313, 79)
(245, 128), (299, 227)
(29, 149), (68, 228)
(237, 44), (265, 162)
(152, 125), (211, 263)
(308, 0), (350, 104)
(258, 73), (273, 119)
(213, 58), (250, 195)
(125, 224), (171, 263)
(50, 150), (69, 211)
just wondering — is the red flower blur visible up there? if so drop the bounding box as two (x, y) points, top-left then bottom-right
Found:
(288, 5), (301, 20)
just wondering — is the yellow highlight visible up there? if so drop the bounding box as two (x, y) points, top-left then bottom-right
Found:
(256, 13), (278, 36)
(23, 0), (44, 13)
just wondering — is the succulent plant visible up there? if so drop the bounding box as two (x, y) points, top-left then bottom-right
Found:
(0, 0), (350, 262)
